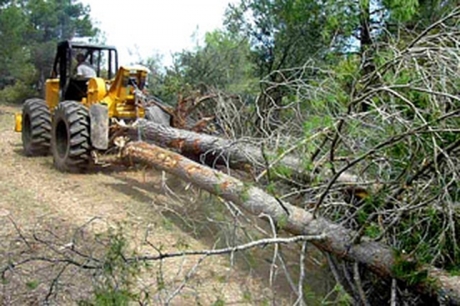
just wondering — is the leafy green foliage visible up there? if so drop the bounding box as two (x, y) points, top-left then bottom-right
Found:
(0, 4), (31, 89)
(0, 81), (38, 104)
(225, 0), (331, 77)
(391, 252), (434, 287)
(212, 298), (226, 306)
(321, 284), (353, 305)
(0, 0), (100, 103)
(161, 30), (258, 100)
(80, 226), (142, 305)
(26, 280), (40, 290)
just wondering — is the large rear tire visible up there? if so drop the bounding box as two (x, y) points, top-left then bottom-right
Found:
(22, 98), (51, 156)
(51, 101), (91, 172)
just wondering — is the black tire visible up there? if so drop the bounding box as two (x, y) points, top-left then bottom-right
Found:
(51, 101), (91, 172)
(22, 98), (51, 156)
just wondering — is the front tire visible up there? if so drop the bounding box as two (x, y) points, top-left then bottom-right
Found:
(51, 101), (91, 172)
(22, 98), (51, 156)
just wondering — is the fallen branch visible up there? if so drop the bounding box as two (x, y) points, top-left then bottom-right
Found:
(122, 141), (460, 304)
(130, 234), (325, 262)
(145, 93), (217, 130)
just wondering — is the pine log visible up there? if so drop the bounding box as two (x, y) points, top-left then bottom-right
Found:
(128, 119), (358, 184)
(122, 141), (460, 304)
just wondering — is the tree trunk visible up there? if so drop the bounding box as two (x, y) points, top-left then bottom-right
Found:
(121, 141), (460, 305)
(127, 119), (359, 184)
(359, 0), (375, 112)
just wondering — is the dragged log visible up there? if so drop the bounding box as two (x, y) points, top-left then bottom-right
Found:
(122, 141), (460, 304)
(127, 119), (358, 184)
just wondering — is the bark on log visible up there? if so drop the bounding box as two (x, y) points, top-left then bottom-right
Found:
(128, 119), (358, 184)
(122, 141), (460, 305)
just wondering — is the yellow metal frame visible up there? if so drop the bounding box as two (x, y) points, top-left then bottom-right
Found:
(14, 65), (150, 132)
(14, 113), (22, 132)
(45, 78), (60, 111)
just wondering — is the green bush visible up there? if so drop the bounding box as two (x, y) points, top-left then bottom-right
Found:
(0, 81), (38, 105)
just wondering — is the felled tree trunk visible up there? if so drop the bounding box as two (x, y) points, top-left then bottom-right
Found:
(127, 119), (358, 184)
(122, 141), (460, 305)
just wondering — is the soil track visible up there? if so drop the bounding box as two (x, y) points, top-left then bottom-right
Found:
(0, 105), (330, 305)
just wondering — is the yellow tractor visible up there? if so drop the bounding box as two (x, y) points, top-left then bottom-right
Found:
(14, 40), (168, 172)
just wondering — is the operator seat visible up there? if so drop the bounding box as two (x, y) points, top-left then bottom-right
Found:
(64, 78), (89, 101)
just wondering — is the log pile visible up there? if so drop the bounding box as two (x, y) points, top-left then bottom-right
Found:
(127, 119), (359, 184)
(119, 124), (460, 304)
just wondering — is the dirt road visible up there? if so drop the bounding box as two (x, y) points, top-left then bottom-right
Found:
(0, 104), (333, 305)
(0, 104), (312, 305)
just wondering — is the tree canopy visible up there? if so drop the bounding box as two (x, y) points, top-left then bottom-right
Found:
(0, 0), (98, 102)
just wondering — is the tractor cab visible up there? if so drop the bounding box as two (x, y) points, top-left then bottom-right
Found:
(47, 40), (118, 109)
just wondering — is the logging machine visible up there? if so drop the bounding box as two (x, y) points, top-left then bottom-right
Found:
(14, 40), (167, 172)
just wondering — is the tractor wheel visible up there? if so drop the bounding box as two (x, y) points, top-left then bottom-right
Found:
(51, 101), (91, 172)
(22, 98), (51, 156)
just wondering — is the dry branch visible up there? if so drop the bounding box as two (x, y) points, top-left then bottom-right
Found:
(145, 93), (217, 131)
(121, 141), (460, 304)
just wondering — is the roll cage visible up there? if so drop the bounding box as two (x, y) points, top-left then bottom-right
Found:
(51, 40), (119, 101)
